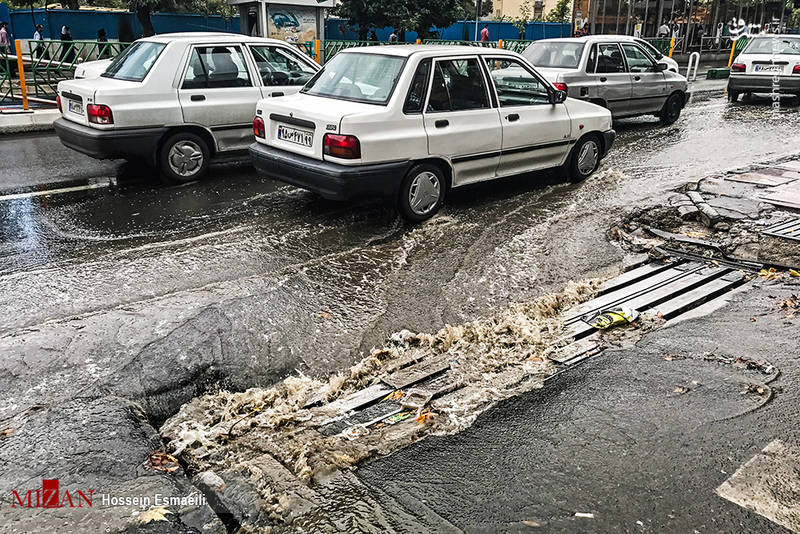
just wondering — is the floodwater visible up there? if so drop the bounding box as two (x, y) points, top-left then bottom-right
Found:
(1, 88), (800, 531)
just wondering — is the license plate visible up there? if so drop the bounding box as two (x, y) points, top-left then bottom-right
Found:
(754, 65), (783, 73)
(277, 125), (313, 147)
(68, 99), (83, 114)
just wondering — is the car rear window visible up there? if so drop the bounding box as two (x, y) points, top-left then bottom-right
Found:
(743, 37), (800, 55)
(102, 41), (166, 82)
(523, 42), (585, 68)
(301, 52), (406, 105)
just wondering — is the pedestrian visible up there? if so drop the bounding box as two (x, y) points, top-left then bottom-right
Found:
(657, 22), (670, 38)
(388, 29), (398, 43)
(480, 23), (489, 42)
(97, 28), (109, 59)
(368, 29), (378, 42)
(0, 21), (11, 53)
(33, 23), (49, 59)
(60, 25), (75, 63)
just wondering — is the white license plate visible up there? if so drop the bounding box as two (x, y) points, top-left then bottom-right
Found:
(68, 99), (83, 114)
(754, 65), (783, 73)
(277, 125), (313, 147)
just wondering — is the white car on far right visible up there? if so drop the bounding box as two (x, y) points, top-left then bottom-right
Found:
(728, 35), (800, 101)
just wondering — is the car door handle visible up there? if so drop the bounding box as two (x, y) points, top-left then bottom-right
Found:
(634, 75), (641, 81)
(506, 113), (520, 122)
(271, 91), (284, 97)
(599, 77), (607, 82)
(435, 119), (449, 128)
(190, 95), (205, 101)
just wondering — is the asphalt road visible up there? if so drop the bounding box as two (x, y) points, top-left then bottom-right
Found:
(1, 87), (800, 532)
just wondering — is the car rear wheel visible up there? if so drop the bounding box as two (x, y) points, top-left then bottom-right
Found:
(564, 135), (601, 183)
(660, 93), (683, 125)
(159, 133), (209, 184)
(398, 163), (446, 223)
(728, 89), (740, 102)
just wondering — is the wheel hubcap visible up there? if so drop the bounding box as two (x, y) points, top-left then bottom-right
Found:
(168, 141), (203, 177)
(577, 141), (599, 175)
(408, 171), (441, 216)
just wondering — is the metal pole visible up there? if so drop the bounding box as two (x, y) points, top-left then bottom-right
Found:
(643, 0), (650, 36)
(626, 0), (633, 34)
(601, 0), (608, 33)
(616, 0), (623, 33)
(14, 40), (28, 110)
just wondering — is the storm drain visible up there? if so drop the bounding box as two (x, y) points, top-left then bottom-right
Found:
(762, 218), (800, 243)
(315, 257), (749, 433)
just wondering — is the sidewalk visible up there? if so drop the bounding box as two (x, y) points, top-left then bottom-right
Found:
(0, 107), (60, 134)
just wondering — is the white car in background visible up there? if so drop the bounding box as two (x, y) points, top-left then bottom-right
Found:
(249, 46), (615, 222)
(74, 58), (112, 79)
(728, 35), (800, 101)
(54, 32), (320, 182)
(618, 35), (680, 73)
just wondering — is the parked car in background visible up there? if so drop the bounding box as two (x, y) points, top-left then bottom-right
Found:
(727, 35), (800, 102)
(54, 32), (320, 182)
(249, 46), (615, 222)
(74, 58), (112, 79)
(522, 36), (689, 124)
(618, 35), (680, 73)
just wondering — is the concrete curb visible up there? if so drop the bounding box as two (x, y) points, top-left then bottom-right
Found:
(0, 109), (60, 134)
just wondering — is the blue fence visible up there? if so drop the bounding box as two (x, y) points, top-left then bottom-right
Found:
(325, 18), (572, 42)
(6, 6), (239, 42)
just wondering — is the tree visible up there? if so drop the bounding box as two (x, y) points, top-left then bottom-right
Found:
(335, 0), (473, 40)
(129, 0), (171, 36)
(512, 0), (536, 38)
(459, 0), (494, 18)
(545, 0), (571, 22)
(61, 0), (81, 10)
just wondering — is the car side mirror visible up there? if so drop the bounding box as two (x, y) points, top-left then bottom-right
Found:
(550, 89), (567, 104)
(654, 62), (668, 72)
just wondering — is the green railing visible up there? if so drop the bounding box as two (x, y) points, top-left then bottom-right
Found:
(26, 40), (130, 97)
(643, 37), (673, 55)
(294, 41), (315, 59)
(502, 39), (534, 53)
(731, 36), (749, 61)
(0, 48), (12, 102)
(422, 39), (498, 48)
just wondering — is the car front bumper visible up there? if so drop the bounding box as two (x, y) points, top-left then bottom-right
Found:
(249, 142), (411, 201)
(601, 129), (616, 157)
(54, 118), (166, 162)
(727, 74), (800, 94)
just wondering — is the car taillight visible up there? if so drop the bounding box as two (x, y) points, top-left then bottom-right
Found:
(793, 64), (800, 74)
(87, 104), (113, 125)
(731, 63), (746, 73)
(56, 95), (62, 113)
(323, 134), (360, 159)
(553, 82), (568, 92)
(253, 116), (265, 138)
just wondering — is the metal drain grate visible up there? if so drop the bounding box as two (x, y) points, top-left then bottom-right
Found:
(762, 218), (800, 242)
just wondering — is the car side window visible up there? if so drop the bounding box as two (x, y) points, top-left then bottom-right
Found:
(404, 59), (431, 114)
(182, 45), (252, 89)
(426, 58), (489, 113)
(621, 44), (654, 72)
(250, 45), (317, 86)
(595, 43), (626, 74)
(483, 57), (549, 106)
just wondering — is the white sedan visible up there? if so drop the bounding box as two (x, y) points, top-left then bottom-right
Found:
(54, 32), (320, 182)
(249, 45), (615, 222)
(728, 35), (800, 101)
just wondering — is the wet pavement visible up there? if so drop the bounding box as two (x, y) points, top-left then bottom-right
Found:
(1, 88), (800, 532)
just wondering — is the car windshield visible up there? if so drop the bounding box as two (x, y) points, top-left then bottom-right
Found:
(102, 41), (166, 82)
(301, 52), (405, 104)
(744, 37), (800, 55)
(523, 42), (585, 68)
(636, 39), (662, 58)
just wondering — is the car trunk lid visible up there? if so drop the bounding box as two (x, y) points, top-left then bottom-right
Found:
(57, 76), (141, 127)
(740, 53), (796, 75)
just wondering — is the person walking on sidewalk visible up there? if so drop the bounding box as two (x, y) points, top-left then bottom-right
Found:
(0, 22), (11, 53)
(33, 24), (49, 59)
(480, 24), (489, 42)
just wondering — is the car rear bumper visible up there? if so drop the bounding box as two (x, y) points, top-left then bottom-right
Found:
(727, 74), (800, 93)
(601, 129), (616, 157)
(54, 118), (166, 162)
(249, 142), (411, 201)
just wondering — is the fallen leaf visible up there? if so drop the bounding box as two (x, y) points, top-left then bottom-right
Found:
(0, 428), (14, 438)
(148, 451), (180, 473)
(382, 390), (403, 401)
(673, 387), (687, 394)
(415, 408), (436, 425)
(749, 317), (756, 322)
(662, 354), (679, 361)
(522, 520), (541, 528)
(317, 310), (333, 320)
(790, 269), (800, 278)
(139, 506), (172, 524)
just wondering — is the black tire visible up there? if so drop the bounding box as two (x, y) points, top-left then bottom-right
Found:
(397, 163), (446, 223)
(563, 135), (602, 184)
(728, 89), (740, 102)
(159, 132), (210, 184)
(660, 93), (683, 125)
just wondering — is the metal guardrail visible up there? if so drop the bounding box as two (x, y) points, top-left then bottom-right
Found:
(26, 40), (130, 97)
(0, 49), (12, 102)
(642, 37), (673, 55)
(502, 39), (534, 53)
(422, 39), (499, 48)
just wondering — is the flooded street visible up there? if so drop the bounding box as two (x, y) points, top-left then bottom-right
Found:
(2, 88), (800, 532)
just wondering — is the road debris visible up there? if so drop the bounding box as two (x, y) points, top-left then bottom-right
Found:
(147, 451), (180, 473)
(575, 512), (595, 518)
(585, 306), (639, 330)
(139, 506), (172, 524)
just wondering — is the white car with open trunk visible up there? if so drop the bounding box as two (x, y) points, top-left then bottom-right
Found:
(250, 45), (615, 222)
(728, 35), (800, 102)
(54, 32), (319, 182)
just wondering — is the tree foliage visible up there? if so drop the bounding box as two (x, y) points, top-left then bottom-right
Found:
(544, 0), (570, 23)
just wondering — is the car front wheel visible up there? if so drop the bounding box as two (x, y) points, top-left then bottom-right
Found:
(660, 93), (683, 125)
(159, 132), (210, 184)
(398, 163), (446, 223)
(564, 135), (601, 183)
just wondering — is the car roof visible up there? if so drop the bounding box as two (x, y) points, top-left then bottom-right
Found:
(534, 36), (640, 44)
(338, 44), (519, 58)
(143, 32), (290, 46)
